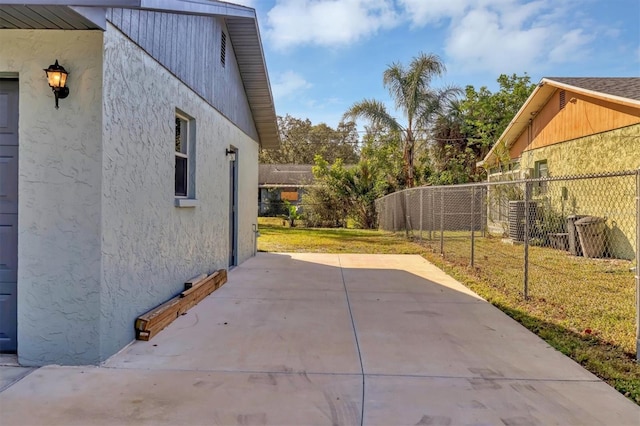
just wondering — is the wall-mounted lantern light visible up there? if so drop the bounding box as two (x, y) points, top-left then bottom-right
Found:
(225, 148), (236, 161)
(44, 60), (69, 109)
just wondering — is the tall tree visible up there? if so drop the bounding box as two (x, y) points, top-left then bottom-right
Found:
(259, 114), (359, 164)
(343, 52), (459, 187)
(359, 124), (405, 193)
(461, 73), (535, 161)
(424, 73), (536, 184)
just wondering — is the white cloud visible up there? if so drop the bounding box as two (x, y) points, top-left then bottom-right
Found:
(261, 0), (602, 74)
(444, 5), (548, 73)
(271, 71), (313, 100)
(439, 0), (595, 74)
(548, 29), (593, 63)
(397, 0), (469, 24)
(265, 0), (398, 50)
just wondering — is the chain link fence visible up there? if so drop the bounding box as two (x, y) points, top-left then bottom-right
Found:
(375, 170), (640, 360)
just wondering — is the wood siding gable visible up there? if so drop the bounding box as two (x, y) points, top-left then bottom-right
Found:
(107, 8), (259, 142)
(510, 89), (640, 159)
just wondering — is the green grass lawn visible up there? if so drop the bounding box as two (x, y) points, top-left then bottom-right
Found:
(257, 218), (640, 404)
(258, 217), (427, 254)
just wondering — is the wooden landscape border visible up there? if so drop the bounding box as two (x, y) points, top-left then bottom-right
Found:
(135, 269), (227, 341)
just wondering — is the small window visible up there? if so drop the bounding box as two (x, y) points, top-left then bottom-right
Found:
(220, 31), (227, 67)
(175, 115), (189, 197)
(534, 160), (548, 195)
(174, 111), (196, 204)
(535, 160), (548, 178)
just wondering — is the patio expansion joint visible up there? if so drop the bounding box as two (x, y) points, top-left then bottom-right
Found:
(99, 365), (363, 377)
(362, 372), (603, 383)
(0, 368), (36, 394)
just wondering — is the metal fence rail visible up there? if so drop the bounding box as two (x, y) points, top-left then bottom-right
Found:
(375, 170), (640, 360)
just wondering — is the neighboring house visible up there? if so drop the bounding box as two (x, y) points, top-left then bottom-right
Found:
(0, 1), (278, 366)
(480, 77), (640, 257)
(258, 164), (314, 215)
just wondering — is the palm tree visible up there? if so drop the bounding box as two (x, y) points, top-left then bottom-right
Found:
(343, 52), (459, 187)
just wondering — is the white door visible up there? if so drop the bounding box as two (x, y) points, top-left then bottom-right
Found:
(0, 79), (18, 352)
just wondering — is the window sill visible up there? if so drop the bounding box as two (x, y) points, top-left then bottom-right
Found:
(175, 198), (199, 208)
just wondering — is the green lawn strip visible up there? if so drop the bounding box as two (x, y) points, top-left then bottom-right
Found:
(258, 221), (425, 254)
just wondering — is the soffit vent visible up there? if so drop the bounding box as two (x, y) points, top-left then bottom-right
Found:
(221, 31), (227, 67)
(559, 90), (566, 110)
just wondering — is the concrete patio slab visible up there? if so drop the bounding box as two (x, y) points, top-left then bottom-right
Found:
(364, 375), (637, 425)
(0, 366), (32, 392)
(1, 253), (638, 425)
(350, 297), (598, 379)
(0, 366), (362, 426)
(108, 296), (361, 374)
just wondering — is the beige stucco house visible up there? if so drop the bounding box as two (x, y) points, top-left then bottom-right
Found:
(0, 1), (277, 365)
(482, 77), (640, 178)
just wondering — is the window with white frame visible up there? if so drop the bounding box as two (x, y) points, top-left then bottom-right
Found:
(174, 111), (196, 202)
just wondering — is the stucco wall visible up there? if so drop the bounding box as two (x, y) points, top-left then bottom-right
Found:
(0, 30), (104, 365)
(100, 24), (258, 360)
(520, 124), (640, 259)
(519, 123), (640, 176)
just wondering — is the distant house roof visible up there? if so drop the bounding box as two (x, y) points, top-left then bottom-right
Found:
(0, 0), (279, 149)
(480, 77), (640, 167)
(259, 164), (315, 187)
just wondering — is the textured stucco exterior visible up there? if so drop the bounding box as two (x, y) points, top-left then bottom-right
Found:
(100, 24), (258, 360)
(0, 23), (260, 365)
(519, 123), (640, 176)
(519, 124), (640, 259)
(0, 29), (104, 365)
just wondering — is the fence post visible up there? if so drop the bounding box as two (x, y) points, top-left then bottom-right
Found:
(636, 170), (640, 361)
(482, 187), (487, 238)
(471, 186), (475, 267)
(523, 181), (531, 301)
(405, 191), (410, 239)
(440, 188), (444, 255)
(430, 190), (434, 241)
(419, 189), (423, 243)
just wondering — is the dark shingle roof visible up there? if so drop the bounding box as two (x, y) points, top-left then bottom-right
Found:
(545, 77), (640, 101)
(258, 164), (315, 186)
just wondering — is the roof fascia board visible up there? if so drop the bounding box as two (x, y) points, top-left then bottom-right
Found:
(0, 1), (140, 6)
(480, 81), (552, 166)
(70, 6), (106, 29)
(542, 78), (640, 109)
(0, 1), (254, 19)
(138, 0), (255, 18)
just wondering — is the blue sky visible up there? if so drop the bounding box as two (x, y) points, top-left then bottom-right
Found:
(235, 0), (640, 128)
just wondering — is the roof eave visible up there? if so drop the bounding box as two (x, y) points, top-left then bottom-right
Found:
(542, 78), (640, 110)
(481, 80), (555, 167)
(0, 0), (280, 149)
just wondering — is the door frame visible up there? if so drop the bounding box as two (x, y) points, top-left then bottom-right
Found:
(228, 146), (238, 268)
(0, 76), (19, 354)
